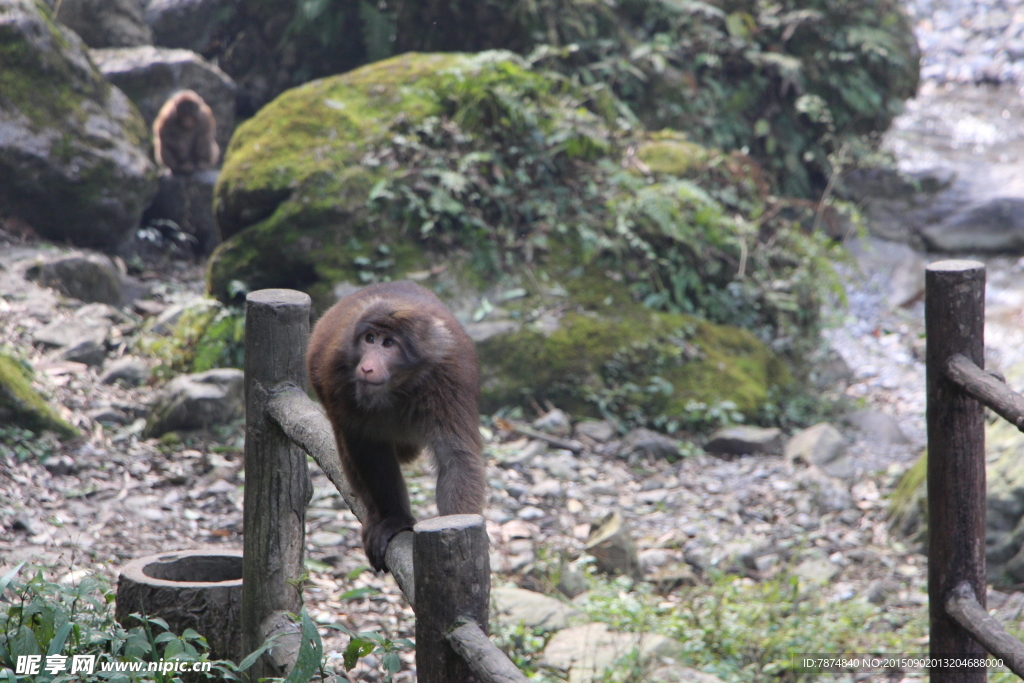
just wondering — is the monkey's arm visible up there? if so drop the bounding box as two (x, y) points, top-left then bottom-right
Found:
(432, 434), (486, 517)
(344, 435), (416, 571)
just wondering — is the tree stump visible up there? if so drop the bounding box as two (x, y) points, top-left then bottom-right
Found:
(115, 549), (243, 661)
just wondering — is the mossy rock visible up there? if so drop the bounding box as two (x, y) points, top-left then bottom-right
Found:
(0, 351), (77, 438)
(209, 50), (832, 425)
(209, 50), (606, 308)
(0, 0), (157, 248)
(478, 308), (789, 422)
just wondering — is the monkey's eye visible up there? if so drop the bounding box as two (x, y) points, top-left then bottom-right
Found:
(364, 332), (375, 344)
(382, 338), (395, 348)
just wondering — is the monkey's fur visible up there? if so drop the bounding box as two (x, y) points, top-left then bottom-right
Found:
(152, 90), (219, 174)
(307, 281), (486, 571)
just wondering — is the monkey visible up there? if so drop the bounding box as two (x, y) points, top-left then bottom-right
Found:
(152, 90), (219, 175)
(307, 281), (486, 571)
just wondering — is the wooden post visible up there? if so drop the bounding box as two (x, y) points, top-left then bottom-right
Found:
(926, 260), (987, 683)
(414, 515), (490, 683)
(241, 289), (313, 679)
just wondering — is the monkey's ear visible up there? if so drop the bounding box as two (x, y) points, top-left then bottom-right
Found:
(422, 317), (455, 360)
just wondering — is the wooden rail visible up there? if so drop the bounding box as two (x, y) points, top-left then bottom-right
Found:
(926, 260), (1024, 681)
(242, 289), (527, 683)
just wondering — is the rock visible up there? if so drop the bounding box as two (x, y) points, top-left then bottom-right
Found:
(531, 479), (565, 499)
(33, 317), (112, 366)
(704, 425), (783, 456)
(784, 423), (852, 479)
(620, 428), (680, 460)
(574, 419), (615, 443)
(491, 586), (581, 631)
(43, 454), (77, 476)
(541, 622), (685, 683)
(843, 409), (910, 445)
(794, 466), (853, 512)
(100, 356), (150, 386)
(584, 511), (642, 580)
(866, 579), (901, 605)
(0, 0), (158, 250)
(517, 505), (546, 521)
(649, 563), (700, 594)
(922, 197), (1024, 254)
(808, 346), (854, 392)
(308, 531), (345, 547)
(496, 439), (547, 468)
(541, 452), (578, 479)
(49, 0), (152, 48)
(532, 408), (571, 438)
(557, 569), (588, 599)
(840, 166), (954, 244)
(793, 556), (841, 585)
(144, 368), (244, 437)
(491, 544), (535, 574)
(140, 169), (220, 255)
(87, 405), (130, 425)
(887, 249), (928, 309)
(638, 548), (670, 571)
(0, 352), (77, 437)
(24, 252), (123, 305)
(144, 0), (225, 54)
(90, 45), (236, 152)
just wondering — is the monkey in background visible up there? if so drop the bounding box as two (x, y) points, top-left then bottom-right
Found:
(307, 281), (486, 571)
(152, 90), (219, 175)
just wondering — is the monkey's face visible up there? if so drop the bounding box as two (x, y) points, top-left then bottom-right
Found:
(351, 326), (413, 407)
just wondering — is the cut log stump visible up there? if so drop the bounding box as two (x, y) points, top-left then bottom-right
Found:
(115, 549), (243, 662)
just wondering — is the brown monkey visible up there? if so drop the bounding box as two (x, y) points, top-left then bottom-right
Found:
(152, 90), (219, 174)
(307, 281), (486, 571)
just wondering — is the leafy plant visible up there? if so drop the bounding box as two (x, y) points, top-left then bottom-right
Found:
(363, 67), (835, 360)
(0, 427), (58, 464)
(141, 301), (245, 380)
(319, 622), (412, 683)
(0, 563), (239, 681)
(385, 0), (917, 197)
(568, 567), (927, 682)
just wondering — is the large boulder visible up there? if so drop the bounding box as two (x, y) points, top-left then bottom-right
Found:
(25, 251), (124, 305)
(144, 368), (244, 437)
(90, 45), (236, 152)
(45, 0), (151, 48)
(208, 51), (830, 425)
(0, 0), (158, 250)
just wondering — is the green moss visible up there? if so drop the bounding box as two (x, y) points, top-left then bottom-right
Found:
(215, 52), (468, 239)
(0, 352), (77, 438)
(635, 132), (711, 176)
(210, 50), (607, 304)
(478, 308), (788, 427)
(0, 2), (108, 130)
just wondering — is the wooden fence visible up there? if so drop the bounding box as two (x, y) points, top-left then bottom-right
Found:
(240, 289), (527, 683)
(926, 260), (1024, 681)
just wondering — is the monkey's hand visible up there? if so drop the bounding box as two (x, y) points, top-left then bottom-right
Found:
(362, 515), (414, 572)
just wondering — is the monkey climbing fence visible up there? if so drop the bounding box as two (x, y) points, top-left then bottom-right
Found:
(925, 260), (1024, 682)
(241, 288), (527, 683)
